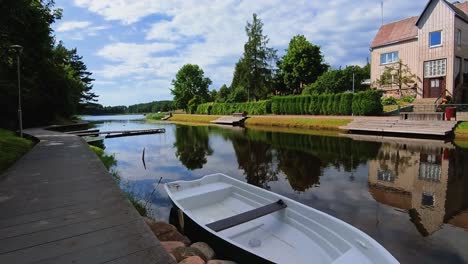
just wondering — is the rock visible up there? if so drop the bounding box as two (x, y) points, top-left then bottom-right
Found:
(161, 241), (185, 254)
(178, 256), (205, 264)
(190, 242), (215, 261)
(145, 220), (191, 245)
(206, 260), (238, 264)
(172, 246), (206, 262)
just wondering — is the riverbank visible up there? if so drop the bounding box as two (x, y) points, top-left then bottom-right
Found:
(151, 114), (468, 142)
(150, 114), (352, 131)
(0, 129), (33, 173)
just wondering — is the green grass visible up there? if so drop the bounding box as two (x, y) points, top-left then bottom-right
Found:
(168, 114), (220, 123)
(146, 113), (166, 120)
(246, 117), (351, 130)
(89, 145), (117, 170)
(0, 129), (33, 173)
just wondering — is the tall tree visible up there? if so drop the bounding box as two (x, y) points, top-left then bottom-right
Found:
(232, 14), (277, 101)
(171, 64), (212, 112)
(303, 65), (370, 94)
(280, 35), (328, 92)
(215, 84), (231, 102)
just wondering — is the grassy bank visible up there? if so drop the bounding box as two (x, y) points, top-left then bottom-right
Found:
(245, 117), (351, 130)
(0, 129), (34, 173)
(160, 114), (350, 131)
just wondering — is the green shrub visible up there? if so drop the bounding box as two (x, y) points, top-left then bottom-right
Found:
(339, 92), (354, 115)
(381, 96), (397, 106)
(196, 103), (213, 115)
(309, 94), (319, 115)
(271, 97), (280, 114)
(303, 96), (311, 114)
(352, 90), (383, 115)
(401, 95), (416, 103)
(333, 94), (341, 115)
(205, 101), (270, 115)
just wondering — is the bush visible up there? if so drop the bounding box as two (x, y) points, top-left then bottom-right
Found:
(205, 101), (270, 115)
(333, 94), (341, 115)
(353, 90), (383, 115)
(196, 103), (213, 115)
(339, 92), (353, 115)
(401, 95), (416, 103)
(309, 94), (320, 115)
(381, 96), (397, 106)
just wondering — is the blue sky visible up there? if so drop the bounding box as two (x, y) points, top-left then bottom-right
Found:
(53, 0), (427, 106)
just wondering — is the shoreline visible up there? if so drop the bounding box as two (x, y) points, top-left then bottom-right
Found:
(148, 114), (468, 143)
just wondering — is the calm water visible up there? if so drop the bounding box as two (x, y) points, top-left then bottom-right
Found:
(82, 115), (468, 264)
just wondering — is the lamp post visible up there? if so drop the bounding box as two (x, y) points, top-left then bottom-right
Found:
(10, 45), (23, 137)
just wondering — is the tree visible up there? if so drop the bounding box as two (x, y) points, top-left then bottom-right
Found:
(208, 89), (217, 102)
(232, 14), (277, 101)
(215, 84), (231, 102)
(229, 86), (248, 102)
(0, 0), (96, 128)
(375, 59), (417, 95)
(280, 35), (328, 92)
(171, 64), (212, 112)
(303, 65), (370, 94)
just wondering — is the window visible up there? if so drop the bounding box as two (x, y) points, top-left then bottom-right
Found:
(377, 170), (395, 182)
(431, 79), (440, 88)
(380, 51), (399, 65)
(456, 29), (462, 46)
(421, 193), (435, 207)
(429, 31), (442, 47)
(424, 59), (446, 77)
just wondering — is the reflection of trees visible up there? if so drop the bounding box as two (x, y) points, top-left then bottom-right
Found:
(231, 136), (278, 189)
(174, 125), (213, 170)
(277, 149), (322, 192)
(376, 144), (415, 178)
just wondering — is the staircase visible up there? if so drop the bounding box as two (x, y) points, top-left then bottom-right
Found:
(411, 98), (437, 112)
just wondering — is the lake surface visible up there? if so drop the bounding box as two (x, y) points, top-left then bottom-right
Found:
(82, 115), (468, 264)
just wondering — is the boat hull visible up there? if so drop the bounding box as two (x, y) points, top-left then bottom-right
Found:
(169, 204), (274, 264)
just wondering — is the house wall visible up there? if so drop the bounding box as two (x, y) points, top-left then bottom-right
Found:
(417, 0), (455, 97)
(370, 40), (421, 96)
(454, 16), (468, 102)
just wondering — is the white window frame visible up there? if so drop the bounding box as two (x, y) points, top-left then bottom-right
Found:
(429, 31), (442, 48)
(424, 59), (447, 78)
(380, 51), (399, 65)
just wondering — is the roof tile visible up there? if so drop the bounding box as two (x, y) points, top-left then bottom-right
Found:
(371, 16), (418, 48)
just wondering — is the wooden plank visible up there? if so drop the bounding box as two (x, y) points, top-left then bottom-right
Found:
(206, 200), (287, 232)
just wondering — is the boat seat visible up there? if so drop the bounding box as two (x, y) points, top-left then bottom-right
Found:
(206, 199), (287, 232)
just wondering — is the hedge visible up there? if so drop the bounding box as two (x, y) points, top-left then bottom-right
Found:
(197, 101), (270, 115)
(197, 91), (382, 116)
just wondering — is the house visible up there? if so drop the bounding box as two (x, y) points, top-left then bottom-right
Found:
(370, 0), (468, 103)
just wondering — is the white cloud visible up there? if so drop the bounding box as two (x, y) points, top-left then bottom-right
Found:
(56, 21), (92, 32)
(73, 0), (427, 105)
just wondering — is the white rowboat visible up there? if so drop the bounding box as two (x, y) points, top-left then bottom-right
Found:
(165, 173), (399, 264)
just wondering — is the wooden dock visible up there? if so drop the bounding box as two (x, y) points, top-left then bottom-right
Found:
(74, 128), (166, 138)
(340, 119), (458, 137)
(0, 128), (175, 264)
(211, 114), (248, 126)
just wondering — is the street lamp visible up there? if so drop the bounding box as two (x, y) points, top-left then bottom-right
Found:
(10, 45), (23, 137)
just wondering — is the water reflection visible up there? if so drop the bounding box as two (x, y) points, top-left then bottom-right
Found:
(173, 125), (213, 170)
(89, 120), (468, 263)
(368, 140), (468, 236)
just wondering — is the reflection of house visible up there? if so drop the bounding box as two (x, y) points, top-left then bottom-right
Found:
(368, 142), (468, 235)
(370, 0), (468, 102)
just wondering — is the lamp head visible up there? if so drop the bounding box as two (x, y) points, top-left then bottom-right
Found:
(9, 45), (23, 53)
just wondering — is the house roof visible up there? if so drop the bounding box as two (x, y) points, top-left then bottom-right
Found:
(371, 16), (418, 48)
(372, 0), (468, 49)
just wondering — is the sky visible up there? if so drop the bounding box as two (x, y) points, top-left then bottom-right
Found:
(53, 0), (428, 106)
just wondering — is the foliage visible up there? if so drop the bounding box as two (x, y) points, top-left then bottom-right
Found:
(205, 100), (270, 115)
(279, 35), (328, 92)
(0, 129), (33, 173)
(352, 90), (383, 115)
(381, 96), (398, 106)
(89, 145), (117, 170)
(171, 64), (212, 112)
(187, 95), (202, 114)
(302, 64), (370, 95)
(401, 95), (416, 103)
(146, 113), (166, 120)
(196, 103), (213, 115)
(0, 1), (97, 128)
(374, 59), (417, 93)
(229, 86), (248, 102)
(231, 14), (277, 101)
(215, 84), (231, 102)
(126, 194), (148, 216)
(339, 93), (354, 115)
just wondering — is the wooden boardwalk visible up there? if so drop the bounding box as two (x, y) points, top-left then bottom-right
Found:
(340, 119), (458, 136)
(72, 128), (166, 138)
(0, 128), (175, 264)
(210, 116), (247, 126)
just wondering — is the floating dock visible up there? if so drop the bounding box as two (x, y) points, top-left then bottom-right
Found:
(340, 119), (458, 137)
(74, 128), (166, 139)
(211, 114), (248, 126)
